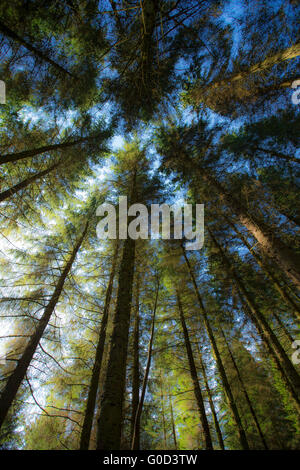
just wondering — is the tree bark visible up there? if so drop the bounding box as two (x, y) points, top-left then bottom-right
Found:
(80, 240), (119, 450)
(0, 221), (88, 429)
(182, 247), (250, 450)
(176, 290), (213, 450)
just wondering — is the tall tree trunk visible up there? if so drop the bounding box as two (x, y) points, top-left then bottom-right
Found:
(224, 215), (300, 321)
(0, 162), (60, 202)
(242, 300), (300, 415)
(273, 312), (295, 344)
(196, 343), (225, 450)
(140, 0), (159, 86)
(80, 240), (119, 450)
(1, 137), (92, 165)
(0, 221), (88, 429)
(130, 273), (141, 449)
(168, 387), (178, 450)
(283, 278), (300, 300)
(176, 290), (213, 450)
(208, 229), (300, 402)
(201, 169), (300, 289)
(191, 41), (300, 103)
(0, 20), (75, 77)
(182, 247), (250, 450)
(255, 146), (300, 165)
(131, 278), (159, 450)
(219, 327), (269, 450)
(96, 170), (137, 450)
(160, 370), (167, 450)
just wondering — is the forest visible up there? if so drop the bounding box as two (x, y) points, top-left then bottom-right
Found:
(0, 0), (299, 451)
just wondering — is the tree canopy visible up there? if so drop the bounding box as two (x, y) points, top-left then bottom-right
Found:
(0, 0), (299, 451)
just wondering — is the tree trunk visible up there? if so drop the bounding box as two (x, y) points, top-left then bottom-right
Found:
(0, 20), (75, 77)
(208, 229), (300, 402)
(0, 221), (88, 429)
(0, 162), (60, 202)
(168, 387), (178, 450)
(96, 170), (137, 450)
(130, 273), (141, 449)
(79, 240), (119, 450)
(196, 343), (225, 450)
(176, 290), (213, 450)
(201, 169), (300, 289)
(255, 146), (300, 165)
(242, 300), (300, 415)
(182, 247), (250, 450)
(224, 215), (300, 321)
(273, 312), (296, 344)
(191, 41), (300, 103)
(160, 370), (167, 450)
(140, 0), (159, 87)
(220, 327), (269, 450)
(131, 278), (159, 450)
(1, 137), (91, 165)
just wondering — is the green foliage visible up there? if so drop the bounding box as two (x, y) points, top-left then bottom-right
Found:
(0, 0), (299, 452)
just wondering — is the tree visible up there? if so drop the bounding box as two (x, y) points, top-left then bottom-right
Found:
(176, 289), (213, 450)
(157, 122), (300, 289)
(0, 218), (89, 428)
(1, 0), (299, 452)
(79, 240), (119, 450)
(186, 41), (300, 114)
(131, 276), (159, 450)
(96, 142), (161, 449)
